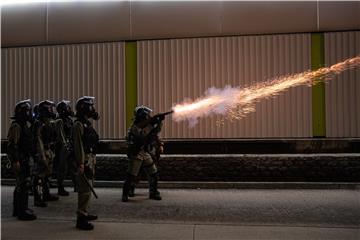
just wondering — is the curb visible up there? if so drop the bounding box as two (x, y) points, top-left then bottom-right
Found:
(1, 179), (359, 190)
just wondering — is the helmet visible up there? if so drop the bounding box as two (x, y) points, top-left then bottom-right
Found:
(12, 99), (33, 122)
(134, 105), (152, 121)
(38, 100), (56, 119)
(56, 100), (74, 118)
(75, 96), (100, 120)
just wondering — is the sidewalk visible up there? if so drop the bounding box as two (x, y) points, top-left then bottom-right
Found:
(2, 186), (359, 239)
(2, 219), (359, 240)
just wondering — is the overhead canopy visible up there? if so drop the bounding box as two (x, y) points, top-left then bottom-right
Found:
(1, 1), (360, 47)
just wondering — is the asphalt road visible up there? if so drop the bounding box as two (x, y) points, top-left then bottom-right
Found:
(1, 185), (360, 239)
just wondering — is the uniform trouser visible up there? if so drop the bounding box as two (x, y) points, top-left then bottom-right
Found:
(33, 149), (54, 201)
(128, 151), (159, 193)
(77, 153), (96, 216)
(35, 149), (55, 178)
(13, 161), (31, 215)
(57, 146), (78, 187)
(124, 151), (158, 196)
(128, 151), (157, 177)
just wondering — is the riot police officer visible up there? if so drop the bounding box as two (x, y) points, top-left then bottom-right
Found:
(7, 100), (37, 220)
(122, 106), (164, 202)
(128, 123), (164, 198)
(33, 100), (59, 207)
(55, 100), (77, 196)
(28, 103), (39, 197)
(73, 96), (99, 230)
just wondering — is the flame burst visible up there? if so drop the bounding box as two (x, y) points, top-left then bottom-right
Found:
(172, 56), (360, 127)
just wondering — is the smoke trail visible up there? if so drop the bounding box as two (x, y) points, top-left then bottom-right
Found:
(172, 56), (360, 126)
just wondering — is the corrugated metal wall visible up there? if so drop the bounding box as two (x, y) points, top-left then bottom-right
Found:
(138, 34), (312, 138)
(325, 31), (360, 137)
(1, 42), (125, 139)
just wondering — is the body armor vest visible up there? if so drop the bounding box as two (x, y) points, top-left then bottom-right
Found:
(77, 119), (99, 154)
(126, 123), (160, 157)
(61, 116), (73, 140)
(14, 121), (34, 157)
(34, 119), (57, 150)
(126, 128), (141, 156)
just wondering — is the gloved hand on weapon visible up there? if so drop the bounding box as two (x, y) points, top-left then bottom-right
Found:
(149, 115), (165, 126)
(150, 111), (173, 125)
(157, 114), (166, 121)
(150, 117), (160, 125)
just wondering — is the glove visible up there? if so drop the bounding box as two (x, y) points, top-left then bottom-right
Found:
(159, 145), (164, 154)
(150, 115), (165, 124)
(150, 117), (159, 125)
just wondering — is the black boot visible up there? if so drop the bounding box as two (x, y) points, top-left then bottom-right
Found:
(85, 214), (98, 221)
(128, 184), (135, 197)
(18, 209), (37, 221)
(24, 192), (34, 214)
(149, 173), (162, 200)
(72, 176), (79, 193)
(122, 174), (135, 202)
(76, 214), (94, 230)
(58, 185), (69, 196)
(33, 177), (47, 207)
(43, 178), (59, 201)
(17, 188), (36, 221)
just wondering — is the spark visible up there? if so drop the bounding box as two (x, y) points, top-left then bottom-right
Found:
(172, 56), (360, 126)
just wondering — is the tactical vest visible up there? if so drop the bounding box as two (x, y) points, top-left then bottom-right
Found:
(126, 123), (159, 156)
(126, 127), (142, 156)
(61, 116), (73, 140)
(14, 121), (34, 157)
(77, 119), (99, 154)
(34, 119), (57, 150)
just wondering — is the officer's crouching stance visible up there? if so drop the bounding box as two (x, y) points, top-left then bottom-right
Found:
(7, 100), (37, 221)
(73, 96), (99, 230)
(122, 106), (164, 202)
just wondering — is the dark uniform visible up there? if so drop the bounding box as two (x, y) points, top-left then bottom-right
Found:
(27, 104), (40, 197)
(7, 100), (37, 221)
(55, 100), (78, 196)
(128, 125), (164, 197)
(32, 100), (59, 207)
(73, 96), (100, 231)
(122, 106), (164, 202)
